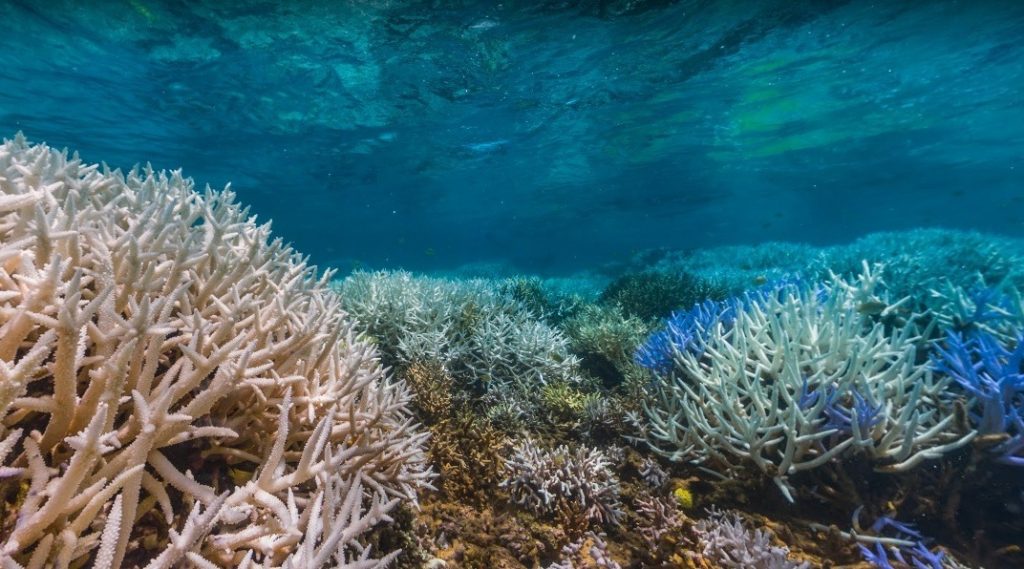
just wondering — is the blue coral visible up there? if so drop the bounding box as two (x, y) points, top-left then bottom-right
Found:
(857, 516), (945, 569)
(825, 389), (884, 441)
(635, 279), (804, 374)
(634, 297), (738, 373)
(932, 329), (1024, 465)
(946, 287), (1017, 335)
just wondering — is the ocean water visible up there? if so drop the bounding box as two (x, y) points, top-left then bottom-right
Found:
(2, 1), (1024, 568)
(2, 0), (1022, 274)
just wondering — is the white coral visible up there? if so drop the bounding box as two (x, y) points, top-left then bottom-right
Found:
(501, 438), (622, 526)
(336, 270), (581, 390)
(0, 134), (431, 567)
(692, 509), (809, 569)
(642, 267), (975, 500)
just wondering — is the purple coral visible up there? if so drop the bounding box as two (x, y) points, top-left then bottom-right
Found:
(635, 495), (683, 548)
(691, 508), (810, 569)
(856, 515), (946, 569)
(501, 438), (623, 525)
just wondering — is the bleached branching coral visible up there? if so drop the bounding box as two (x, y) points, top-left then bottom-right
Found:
(500, 438), (622, 527)
(335, 270), (582, 390)
(640, 266), (976, 500)
(691, 509), (809, 569)
(545, 532), (622, 569)
(634, 494), (683, 548)
(0, 134), (431, 567)
(638, 457), (669, 489)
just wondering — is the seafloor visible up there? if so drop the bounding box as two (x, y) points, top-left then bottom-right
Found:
(334, 228), (1024, 569)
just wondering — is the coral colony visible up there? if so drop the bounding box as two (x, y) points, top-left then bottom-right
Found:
(3, 135), (1024, 567)
(0, 136), (430, 567)
(636, 268), (975, 500)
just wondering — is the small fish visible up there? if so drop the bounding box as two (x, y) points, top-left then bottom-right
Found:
(469, 19), (499, 30)
(857, 299), (888, 315)
(463, 139), (509, 154)
(228, 467), (254, 485)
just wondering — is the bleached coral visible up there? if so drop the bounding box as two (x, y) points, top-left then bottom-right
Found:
(634, 494), (683, 548)
(501, 438), (622, 526)
(638, 457), (669, 489)
(640, 266), (976, 500)
(0, 134), (431, 567)
(692, 509), (809, 569)
(335, 270), (582, 390)
(545, 532), (622, 569)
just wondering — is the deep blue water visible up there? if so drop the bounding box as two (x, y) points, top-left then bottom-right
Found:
(1, 0), (1022, 274)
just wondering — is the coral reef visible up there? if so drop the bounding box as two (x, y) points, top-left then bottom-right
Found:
(413, 499), (569, 568)
(598, 270), (723, 322)
(638, 266), (976, 500)
(691, 509), (810, 569)
(563, 304), (648, 385)
(651, 241), (820, 296)
(501, 438), (622, 529)
(7, 136), (1024, 569)
(335, 271), (582, 392)
(650, 228), (1024, 299)
(828, 229), (1024, 296)
(0, 135), (430, 567)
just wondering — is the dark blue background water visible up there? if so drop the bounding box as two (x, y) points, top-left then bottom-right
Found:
(1, 0), (1021, 274)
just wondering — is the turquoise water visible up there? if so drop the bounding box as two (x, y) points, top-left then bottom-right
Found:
(1, 0), (1022, 274)
(3, 2), (1024, 568)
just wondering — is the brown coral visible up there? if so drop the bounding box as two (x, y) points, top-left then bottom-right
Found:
(402, 360), (455, 423)
(428, 410), (508, 501)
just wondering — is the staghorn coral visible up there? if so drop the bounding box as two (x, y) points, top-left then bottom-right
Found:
(634, 296), (738, 374)
(639, 266), (976, 500)
(563, 304), (648, 384)
(691, 509), (810, 569)
(598, 270), (723, 322)
(933, 329), (1024, 466)
(538, 380), (600, 432)
(0, 134), (431, 567)
(825, 229), (1024, 298)
(634, 494), (683, 550)
(401, 360), (455, 424)
(501, 438), (622, 528)
(545, 531), (622, 569)
(427, 410), (508, 501)
(854, 514), (948, 569)
(335, 270), (582, 392)
(638, 457), (669, 489)
(927, 283), (1021, 341)
(484, 396), (531, 432)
